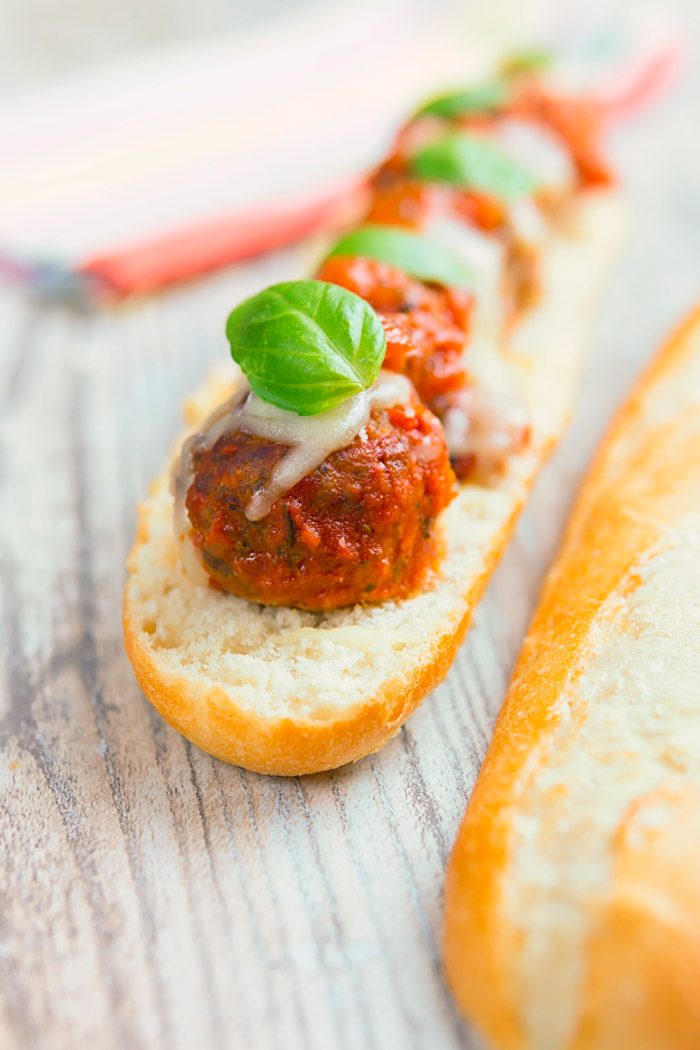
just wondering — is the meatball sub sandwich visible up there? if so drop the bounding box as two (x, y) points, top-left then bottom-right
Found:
(125, 51), (626, 774)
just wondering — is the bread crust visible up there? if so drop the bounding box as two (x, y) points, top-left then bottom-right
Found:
(444, 304), (700, 1048)
(123, 194), (624, 777)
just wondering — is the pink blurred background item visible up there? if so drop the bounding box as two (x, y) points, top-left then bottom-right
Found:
(0, 0), (681, 301)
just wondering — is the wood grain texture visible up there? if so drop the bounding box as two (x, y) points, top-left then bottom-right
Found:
(2, 3), (700, 1045)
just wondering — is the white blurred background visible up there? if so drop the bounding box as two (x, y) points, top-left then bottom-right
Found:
(0, 0), (326, 93)
(0, 0), (685, 96)
(0, 0), (697, 311)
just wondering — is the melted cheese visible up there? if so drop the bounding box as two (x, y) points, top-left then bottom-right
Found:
(172, 370), (414, 585)
(424, 214), (506, 341)
(236, 371), (413, 519)
(441, 385), (528, 472)
(492, 119), (577, 197)
(508, 197), (548, 250)
(172, 468), (212, 588)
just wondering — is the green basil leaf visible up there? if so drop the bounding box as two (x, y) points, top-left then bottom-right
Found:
(327, 224), (472, 288)
(416, 78), (510, 120)
(225, 280), (386, 417)
(500, 46), (554, 77)
(410, 131), (539, 201)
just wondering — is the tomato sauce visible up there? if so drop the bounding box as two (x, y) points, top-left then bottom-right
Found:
(185, 400), (455, 610)
(316, 255), (471, 405)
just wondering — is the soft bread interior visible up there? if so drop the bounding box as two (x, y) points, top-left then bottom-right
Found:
(444, 307), (700, 1050)
(500, 324), (700, 1049)
(124, 193), (624, 772)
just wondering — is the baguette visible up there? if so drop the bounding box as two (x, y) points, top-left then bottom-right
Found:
(444, 304), (700, 1048)
(123, 194), (623, 775)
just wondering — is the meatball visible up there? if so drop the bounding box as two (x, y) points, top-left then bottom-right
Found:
(184, 398), (456, 611)
(316, 254), (531, 483)
(316, 255), (471, 405)
(368, 176), (507, 236)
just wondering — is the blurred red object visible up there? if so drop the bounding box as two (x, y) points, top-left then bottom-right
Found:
(80, 176), (367, 297)
(0, 1), (681, 303)
(597, 38), (683, 123)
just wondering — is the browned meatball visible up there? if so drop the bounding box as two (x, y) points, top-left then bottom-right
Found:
(183, 400), (455, 611)
(316, 254), (471, 406)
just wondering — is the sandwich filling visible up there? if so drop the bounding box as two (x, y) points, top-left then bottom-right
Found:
(170, 56), (612, 611)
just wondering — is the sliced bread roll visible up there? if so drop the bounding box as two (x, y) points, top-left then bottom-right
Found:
(444, 304), (700, 1048)
(123, 194), (623, 776)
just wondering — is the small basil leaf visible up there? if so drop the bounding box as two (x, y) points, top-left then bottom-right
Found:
(410, 132), (539, 201)
(416, 79), (510, 120)
(225, 280), (386, 417)
(327, 224), (472, 288)
(500, 47), (554, 77)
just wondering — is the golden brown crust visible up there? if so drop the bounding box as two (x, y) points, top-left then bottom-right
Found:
(444, 303), (700, 1048)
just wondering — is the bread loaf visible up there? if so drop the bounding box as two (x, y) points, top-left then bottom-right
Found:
(444, 303), (700, 1049)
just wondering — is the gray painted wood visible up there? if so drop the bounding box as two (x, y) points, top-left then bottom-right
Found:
(2, 5), (700, 1047)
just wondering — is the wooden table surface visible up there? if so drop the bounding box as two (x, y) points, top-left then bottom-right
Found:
(2, 6), (700, 1048)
